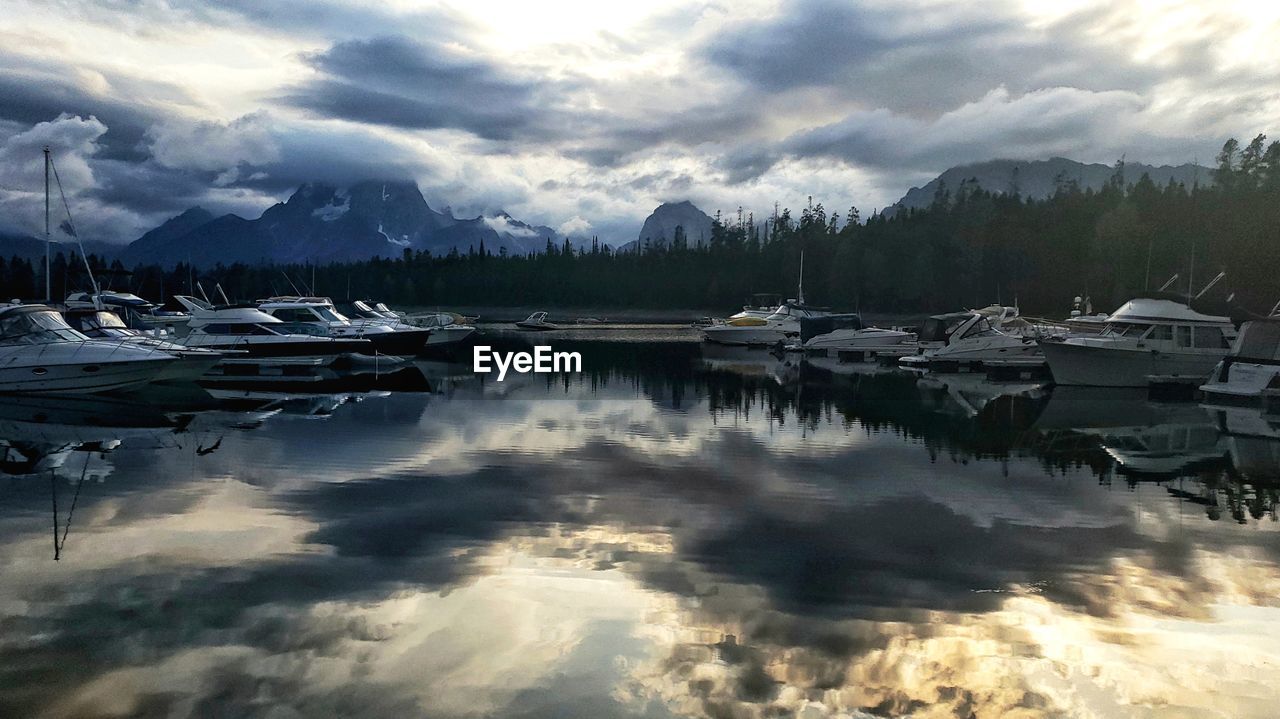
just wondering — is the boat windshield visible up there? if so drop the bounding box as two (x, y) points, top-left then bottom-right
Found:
(315, 305), (349, 323)
(83, 311), (130, 331)
(958, 317), (997, 339)
(1101, 322), (1151, 338)
(350, 301), (378, 317)
(0, 309), (90, 344)
(1236, 321), (1280, 359)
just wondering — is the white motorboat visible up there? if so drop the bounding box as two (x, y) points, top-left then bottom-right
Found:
(516, 312), (560, 331)
(0, 303), (177, 394)
(702, 302), (831, 346)
(339, 300), (477, 348)
(726, 293), (785, 322)
(257, 296), (433, 355)
(1039, 294), (1237, 387)
(173, 296), (373, 357)
(62, 308), (225, 382)
(1200, 317), (1280, 405)
(800, 314), (915, 353)
(899, 307), (1045, 369)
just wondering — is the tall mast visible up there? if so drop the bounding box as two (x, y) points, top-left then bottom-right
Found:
(797, 250), (805, 305)
(44, 146), (51, 302)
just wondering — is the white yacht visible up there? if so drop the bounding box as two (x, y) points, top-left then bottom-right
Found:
(1039, 295), (1237, 387)
(62, 308), (224, 382)
(257, 296), (433, 355)
(800, 314), (915, 353)
(701, 301), (831, 346)
(0, 303), (176, 394)
(173, 296), (373, 357)
(338, 300), (476, 348)
(899, 307), (1045, 369)
(727, 293), (785, 322)
(1200, 317), (1280, 405)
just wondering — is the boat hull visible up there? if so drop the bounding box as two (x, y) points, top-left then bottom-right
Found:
(359, 329), (433, 355)
(1040, 340), (1223, 387)
(180, 337), (372, 357)
(153, 353), (224, 383)
(702, 327), (795, 346)
(804, 329), (913, 352)
(0, 353), (174, 394)
(425, 325), (476, 346)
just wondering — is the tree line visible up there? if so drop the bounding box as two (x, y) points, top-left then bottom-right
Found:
(3, 134), (1279, 317)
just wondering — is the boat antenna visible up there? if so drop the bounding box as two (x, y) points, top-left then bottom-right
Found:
(215, 283), (231, 305)
(196, 281), (210, 304)
(1269, 298), (1280, 317)
(1157, 273), (1180, 292)
(43, 146), (51, 302)
(48, 150), (101, 308)
(797, 250), (805, 305)
(1194, 271), (1225, 300)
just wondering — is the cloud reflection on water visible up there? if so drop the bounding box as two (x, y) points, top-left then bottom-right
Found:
(0, 346), (1278, 717)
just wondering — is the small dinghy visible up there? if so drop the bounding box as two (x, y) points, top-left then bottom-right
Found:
(515, 312), (560, 331)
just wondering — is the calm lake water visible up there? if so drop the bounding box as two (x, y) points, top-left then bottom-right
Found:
(2, 332), (1278, 718)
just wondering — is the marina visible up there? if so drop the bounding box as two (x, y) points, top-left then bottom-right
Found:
(1, 330), (1278, 718)
(2, 3), (1278, 714)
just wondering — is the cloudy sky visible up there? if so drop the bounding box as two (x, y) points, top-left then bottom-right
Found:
(0, 0), (1277, 244)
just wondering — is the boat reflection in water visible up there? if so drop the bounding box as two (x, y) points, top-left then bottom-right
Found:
(0, 336), (1278, 719)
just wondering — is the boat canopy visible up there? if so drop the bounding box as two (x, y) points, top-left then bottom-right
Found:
(0, 305), (88, 345)
(800, 314), (864, 343)
(918, 312), (975, 343)
(1109, 297), (1231, 325)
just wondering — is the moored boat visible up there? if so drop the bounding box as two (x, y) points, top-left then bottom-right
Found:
(1200, 316), (1280, 405)
(516, 312), (560, 331)
(1039, 294), (1237, 387)
(0, 303), (176, 394)
(173, 296), (373, 357)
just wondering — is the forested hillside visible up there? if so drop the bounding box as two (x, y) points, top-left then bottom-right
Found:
(4, 135), (1278, 317)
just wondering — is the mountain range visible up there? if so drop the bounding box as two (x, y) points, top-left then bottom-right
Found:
(0, 157), (1216, 268)
(886, 157), (1211, 214)
(111, 181), (583, 268)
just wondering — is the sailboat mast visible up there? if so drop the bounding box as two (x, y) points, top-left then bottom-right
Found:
(44, 146), (50, 302)
(797, 250), (805, 305)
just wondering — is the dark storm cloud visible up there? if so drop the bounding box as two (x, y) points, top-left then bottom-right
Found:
(282, 35), (552, 141)
(701, 0), (1215, 116)
(0, 73), (152, 162)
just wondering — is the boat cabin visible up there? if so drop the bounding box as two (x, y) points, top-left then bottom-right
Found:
(1097, 298), (1236, 350)
(258, 298), (351, 325)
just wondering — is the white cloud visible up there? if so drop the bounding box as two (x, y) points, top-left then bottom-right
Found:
(1, 0), (1276, 243)
(147, 112), (280, 180)
(556, 216), (592, 236)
